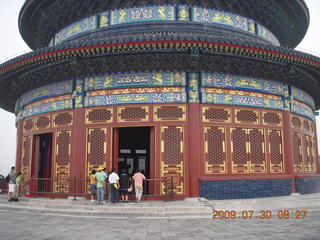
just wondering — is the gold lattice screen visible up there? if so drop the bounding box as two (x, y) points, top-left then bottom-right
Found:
(160, 126), (184, 195)
(21, 136), (31, 179)
(53, 130), (71, 193)
(231, 128), (266, 173)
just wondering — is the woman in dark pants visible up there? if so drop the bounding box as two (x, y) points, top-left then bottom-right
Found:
(119, 169), (131, 203)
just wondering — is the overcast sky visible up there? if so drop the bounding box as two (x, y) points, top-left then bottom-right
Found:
(0, 0), (319, 174)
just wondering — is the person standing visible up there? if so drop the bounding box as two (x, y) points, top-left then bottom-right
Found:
(102, 168), (108, 201)
(119, 169), (130, 203)
(95, 166), (106, 204)
(108, 168), (120, 203)
(89, 169), (97, 203)
(15, 172), (24, 197)
(0, 174), (4, 194)
(7, 167), (16, 201)
(132, 168), (146, 203)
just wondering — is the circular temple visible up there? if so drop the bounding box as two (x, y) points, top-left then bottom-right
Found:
(0, 0), (319, 199)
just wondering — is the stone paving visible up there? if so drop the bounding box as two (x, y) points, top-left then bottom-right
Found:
(0, 193), (320, 239)
(0, 208), (319, 240)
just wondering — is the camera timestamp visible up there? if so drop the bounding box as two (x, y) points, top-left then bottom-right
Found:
(212, 210), (308, 220)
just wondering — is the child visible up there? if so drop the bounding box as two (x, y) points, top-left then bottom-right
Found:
(15, 172), (24, 197)
(89, 169), (97, 202)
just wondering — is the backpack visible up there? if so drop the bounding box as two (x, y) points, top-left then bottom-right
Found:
(5, 174), (10, 183)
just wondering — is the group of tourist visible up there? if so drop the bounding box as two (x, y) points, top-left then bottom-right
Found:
(1, 165), (146, 203)
(90, 167), (146, 204)
(3, 166), (24, 201)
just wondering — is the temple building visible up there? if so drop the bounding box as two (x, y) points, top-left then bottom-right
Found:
(0, 0), (319, 199)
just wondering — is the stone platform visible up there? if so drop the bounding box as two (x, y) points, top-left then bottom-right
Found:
(0, 193), (319, 218)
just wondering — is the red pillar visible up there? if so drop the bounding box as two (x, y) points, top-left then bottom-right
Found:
(112, 128), (119, 172)
(188, 103), (201, 197)
(15, 120), (23, 172)
(187, 72), (201, 197)
(282, 110), (296, 192)
(71, 108), (86, 179)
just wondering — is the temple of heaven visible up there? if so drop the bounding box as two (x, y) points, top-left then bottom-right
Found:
(1, 0), (320, 199)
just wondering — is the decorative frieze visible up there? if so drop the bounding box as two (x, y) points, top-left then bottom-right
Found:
(291, 86), (315, 110)
(84, 72), (186, 91)
(202, 88), (284, 110)
(49, 6), (279, 47)
(111, 6), (175, 25)
(291, 100), (315, 121)
(19, 80), (73, 108)
(55, 16), (97, 45)
(201, 72), (288, 96)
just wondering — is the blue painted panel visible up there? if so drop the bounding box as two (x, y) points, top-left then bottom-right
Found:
(84, 72), (186, 91)
(201, 72), (288, 96)
(111, 6), (175, 25)
(296, 178), (320, 194)
(291, 86), (315, 110)
(200, 179), (292, 200)
(19, 80), (73, 107)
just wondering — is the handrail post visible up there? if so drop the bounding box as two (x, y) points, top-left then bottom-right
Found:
(73, 176), (77, 200)
(170, 176), (174, 201)
(164, 178), (168, 201)
(50, 178), (54, 199)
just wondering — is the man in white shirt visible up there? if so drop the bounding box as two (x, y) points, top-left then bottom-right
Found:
(108, 168), (120, 203)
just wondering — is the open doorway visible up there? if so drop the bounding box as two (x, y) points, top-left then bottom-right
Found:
(117, 127), (151, 178)
(31, 133), (53, 192)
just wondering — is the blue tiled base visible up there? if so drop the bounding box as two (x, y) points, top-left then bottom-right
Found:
(200, 179), (292, 200)
(296, 178), (320, 194)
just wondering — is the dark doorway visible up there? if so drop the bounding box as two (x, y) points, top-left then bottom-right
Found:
(31, 133), (53, 192)
(38, 133), (53, 179)
(118, 127), (150, 178)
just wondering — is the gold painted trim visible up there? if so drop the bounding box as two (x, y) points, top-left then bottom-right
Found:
(293, 132), (303, 173)
(53, 130), (72, 179)
(153, 104), (186, 121)
(85, 107), (113, 124)
(23, 118), (34, 133)
(34, 115), (51, 130)
(160, 125), (185, 194)
(52, 111), (73, 128)
(204, 126), (227, 174)
(291, 115), (302, 129)
(202, 106), (231, 123)
(262, 110), (283, 127)
(235, 109), (259, 125)
(117, 106), (149, 123)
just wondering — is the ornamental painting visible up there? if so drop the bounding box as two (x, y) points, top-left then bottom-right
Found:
(201, 72), (288, 97)
(111, 6), (175, 25)
(55, 16), (97, 44)
(84, 72), (186, 91)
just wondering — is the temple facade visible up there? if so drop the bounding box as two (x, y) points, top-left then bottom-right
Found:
(0, 0), (319, 199)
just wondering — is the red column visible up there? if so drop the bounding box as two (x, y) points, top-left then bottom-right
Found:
(313, 121), (320, 174)
(15, 120), (23, 171)
(71, 108), (86, 179)
(282, 110), (296, 192)
(188, 103), (201, 197)
(187, 72), (201, 197)
(112, 128), (119, 172)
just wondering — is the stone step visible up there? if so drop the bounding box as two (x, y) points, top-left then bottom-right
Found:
(1, 201), (211, 212)
(0, 196), (210, 207)
(0, 203), (212, 218)
(0, 195), (213, 218)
